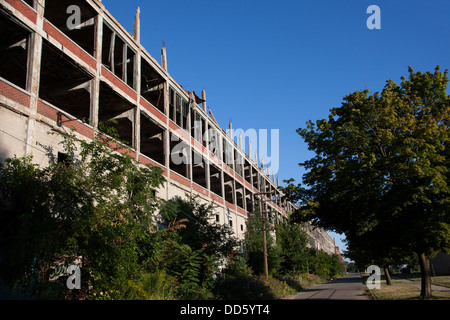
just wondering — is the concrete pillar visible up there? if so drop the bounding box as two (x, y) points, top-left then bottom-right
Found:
(134, 7), (140, 43)
(204, 122), (210, 189)
(202, 89), (206, 112)
(161, 44), (167, 71)
(90, 14), (103, 130)
(134, 49), (142, 159)
(25, 0), (45, 156)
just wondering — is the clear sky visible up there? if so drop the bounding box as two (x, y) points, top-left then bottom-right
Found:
(102, 0), (450, 254)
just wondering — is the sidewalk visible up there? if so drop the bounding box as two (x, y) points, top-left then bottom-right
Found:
(284, 273), (370, 300)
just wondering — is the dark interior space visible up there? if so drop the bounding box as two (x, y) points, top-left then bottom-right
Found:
(140, 112), (165, 165)
(101, 23), (135, 89)
(235, 182), (244, 209)
(223, 173), (234, 205)
(209, 163), (222, 197)
(244, 159), (252, 184)
(141, 58), (165, 113)
(44, 0), (96, 56)
(169, 133), (189, 179)
(0, 11), (31, 90)
(192, 150), (206, 188)
(22, 0), (34, 8)
(39, 39), (92, 122)
(245, 191), (253, 213)
(98, 81), (135, 146)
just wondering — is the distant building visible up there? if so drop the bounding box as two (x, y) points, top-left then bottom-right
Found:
(304, 222), (336, 256)
(335, 246), (344, 263)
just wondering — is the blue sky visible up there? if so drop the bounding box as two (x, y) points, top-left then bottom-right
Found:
(103, 0), (450, 253)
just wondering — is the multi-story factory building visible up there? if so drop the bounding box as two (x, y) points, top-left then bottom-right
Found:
(0, 0), (335, 250)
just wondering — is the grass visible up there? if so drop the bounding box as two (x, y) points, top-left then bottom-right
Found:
(361, 272), (450, 300)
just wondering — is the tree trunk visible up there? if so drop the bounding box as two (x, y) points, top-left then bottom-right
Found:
(418, 252), (432, 299)
(383, 264), (392, 285)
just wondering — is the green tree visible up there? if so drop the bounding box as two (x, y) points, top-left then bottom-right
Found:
(297, 66), (450, 298)
(153, 196), (239, 299)
(275, 221), (309, 275)
(161, 196), (238, 259)
(0, 130), (165, 298)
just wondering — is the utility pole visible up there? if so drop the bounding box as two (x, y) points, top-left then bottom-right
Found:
(251, 191), (276, 282)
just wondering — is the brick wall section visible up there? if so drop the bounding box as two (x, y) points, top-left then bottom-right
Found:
(5, 0), (37, 24)
(139, 154), (168, 177)
(140, 98), (166, 124)
(170, 171), (191, 188)
(101, 66), (137, 102)
(192, 182), (209, 197)
(0, 80), (31, 107)
(210, 192), (224, 204)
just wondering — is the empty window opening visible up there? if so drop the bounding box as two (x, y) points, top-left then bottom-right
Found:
(141, 58), (165, 113)
(39, 39), (93, 122)
(222, 138), (234, 169)
(169, 87), (175, 121)
(44, 0), (96, 56)
(101, 23), (135, 89)
(140, 112), (165, 165)
(57, 151), (71, 165)
(259, 174), (265, 193)
(244, 160), (252, 184)
(209, 163), (222, 197)
(192, 111), (205, 145)
(22, 0), (34, 8)
(175, 93), (182, 127)
(182, 99), (189, 131)
(245, 192), (253, 213)
(208, 127), (221, 159)
(169, 132), (190, 179)
(98, 81), (135, 147)
(252, 169), (259, 190)
(223, 173), (234, 205)
(192, 150), (206, 188)
(235, 182), (244, 209)
(0, 11), (31, 90)
(234, 150), (243, 177)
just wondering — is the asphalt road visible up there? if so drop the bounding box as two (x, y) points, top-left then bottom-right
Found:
(285, 273), (370, 300)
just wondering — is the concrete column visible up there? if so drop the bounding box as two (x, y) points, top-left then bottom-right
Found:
(134, 7), (140, 43)
(161, 44), (167, 71)
(25, 0), (45, 156)
(90, 14), (103, 130)
(204, 122), (210, 189)
(134, 50), (142, 159)
(164, 82), (170, 169)
(202, 89), (206, 112)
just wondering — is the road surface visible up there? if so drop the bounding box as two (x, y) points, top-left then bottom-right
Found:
(285, 273), (370, 300)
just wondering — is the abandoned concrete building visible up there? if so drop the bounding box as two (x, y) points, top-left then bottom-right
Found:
(0, 0), (336, 254)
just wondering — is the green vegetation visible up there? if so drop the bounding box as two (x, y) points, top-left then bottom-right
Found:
(0, 129), (345, 300)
